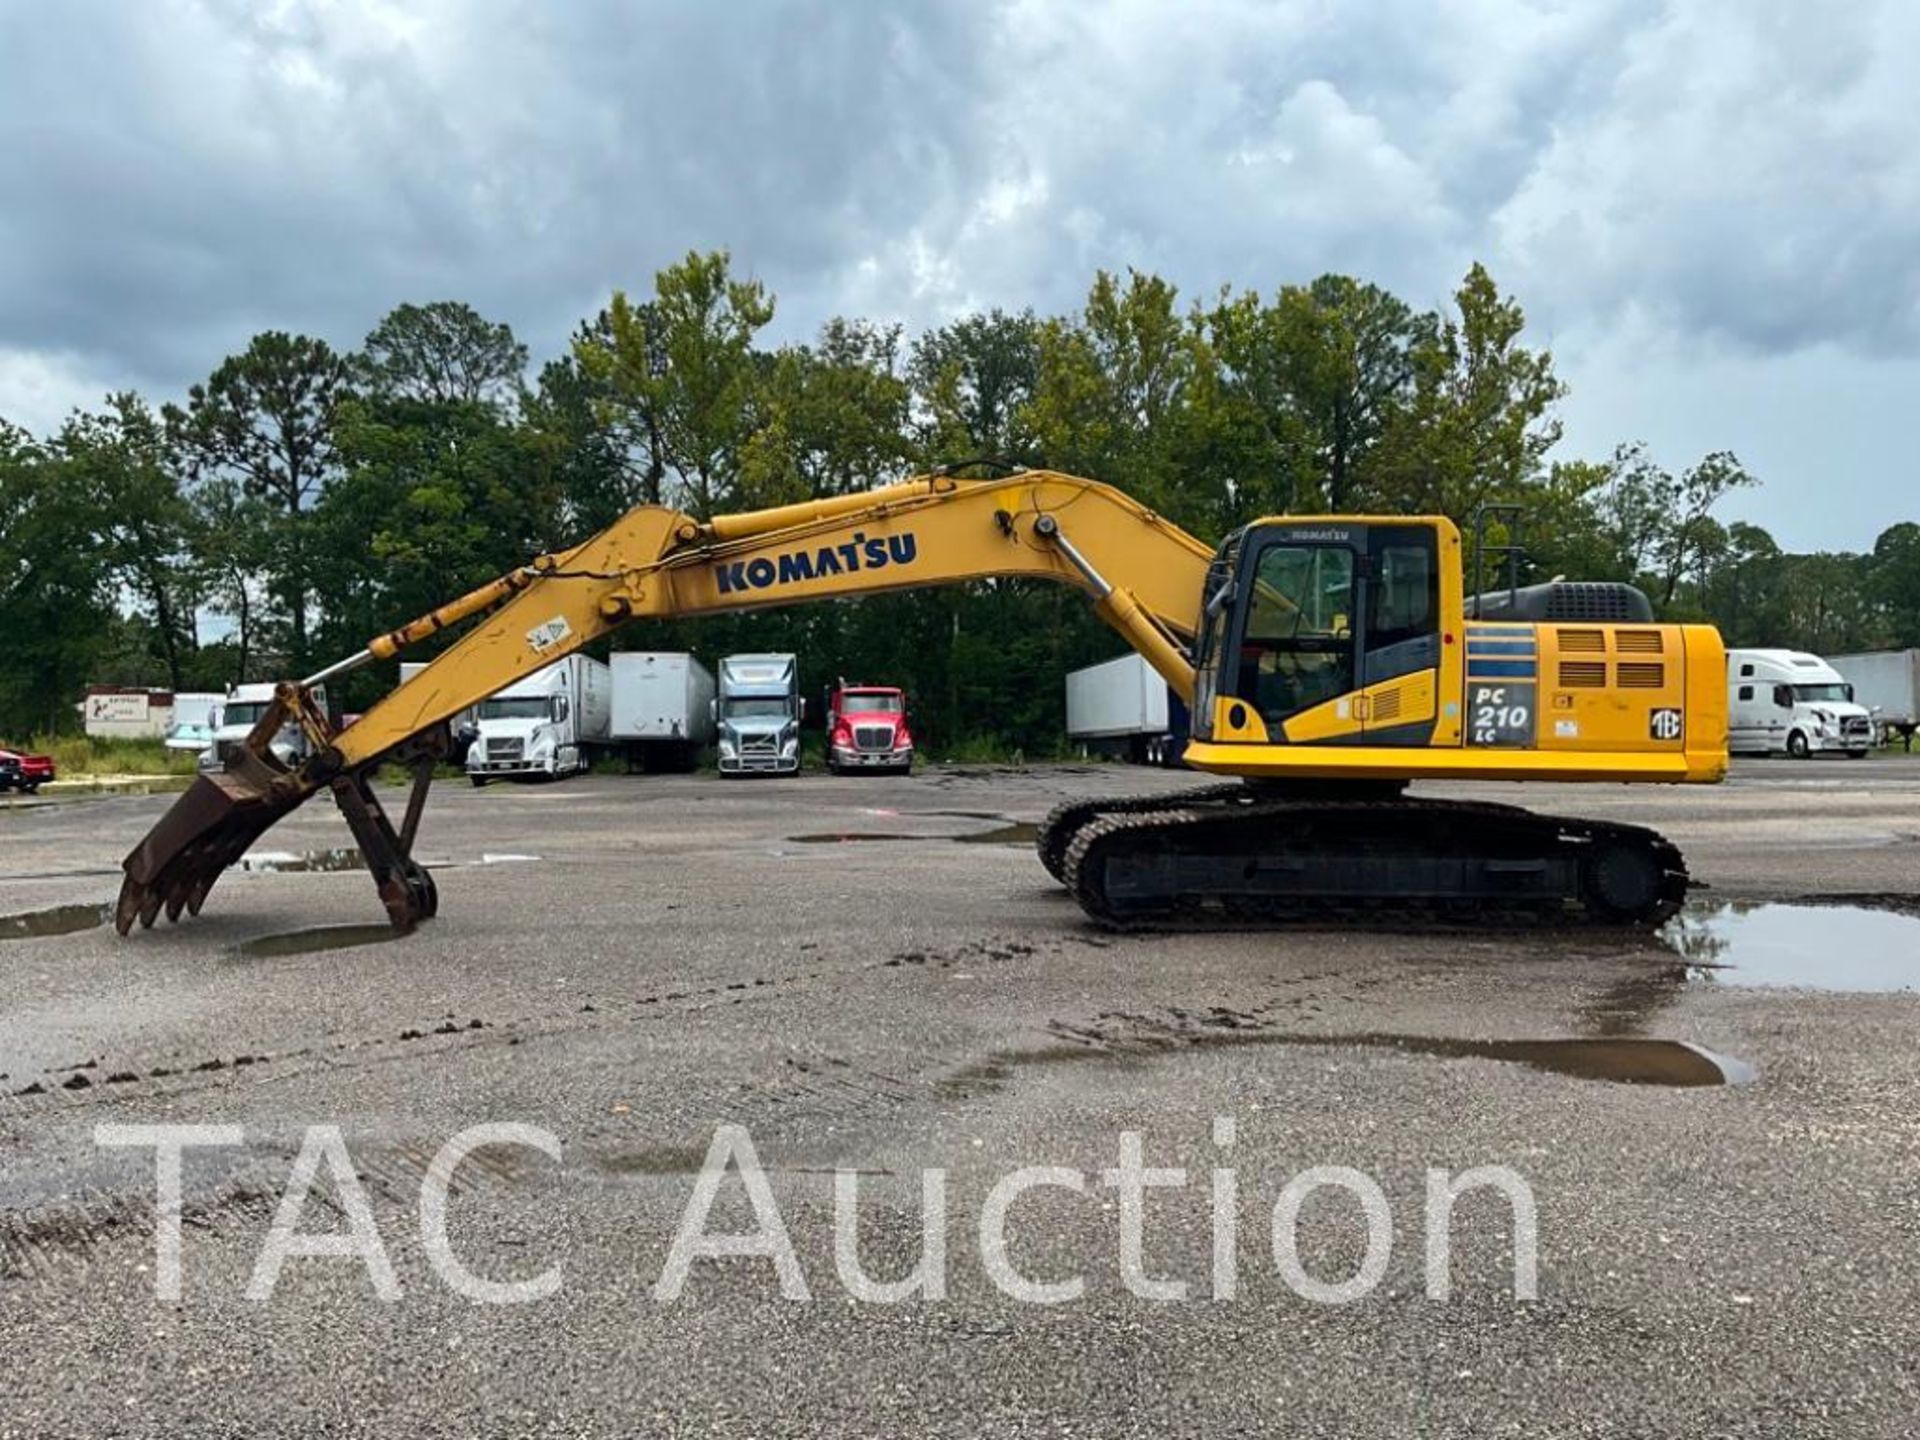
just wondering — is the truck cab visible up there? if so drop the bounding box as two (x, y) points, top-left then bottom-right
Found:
(1727, 649), (1873, 759)
(200, 683), (327, 773)
(715, 654), (802, 776)
(465, 656), (610, 785)
(825, 682), (914, 775)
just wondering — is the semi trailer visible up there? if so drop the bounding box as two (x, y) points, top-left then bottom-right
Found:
(1827, 648), (1919, 749)
(611, 651), (716, 771)
(1066, 652), (1190, 766)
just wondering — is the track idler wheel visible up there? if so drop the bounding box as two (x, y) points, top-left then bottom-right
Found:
(1580, 840), (1668, 924)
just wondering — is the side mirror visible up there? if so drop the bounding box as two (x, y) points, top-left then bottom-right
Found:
(709, 698), (718, 724)
(800, 697), (808, 722)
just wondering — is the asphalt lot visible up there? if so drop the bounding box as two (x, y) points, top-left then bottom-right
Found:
(2, 757), (1918, 1437)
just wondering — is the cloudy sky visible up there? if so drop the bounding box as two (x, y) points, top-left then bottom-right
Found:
(2, 0), (1915, 551)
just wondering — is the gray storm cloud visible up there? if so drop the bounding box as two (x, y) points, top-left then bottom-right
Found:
(2, 0), (1915, 548)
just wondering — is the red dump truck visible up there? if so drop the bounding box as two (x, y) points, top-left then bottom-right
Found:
(824, 681), (914, 775)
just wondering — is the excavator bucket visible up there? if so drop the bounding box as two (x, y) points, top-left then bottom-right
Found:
(116, 680), (442, 936)
(115, 747), (317, 935)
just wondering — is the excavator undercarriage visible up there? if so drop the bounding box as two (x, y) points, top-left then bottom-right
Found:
(1038, 785), (1687, 930)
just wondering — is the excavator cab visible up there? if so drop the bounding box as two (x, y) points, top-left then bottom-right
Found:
(1191, 519), (1451, 753)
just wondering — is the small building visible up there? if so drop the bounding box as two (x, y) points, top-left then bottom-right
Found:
(82, 686), (175, 740)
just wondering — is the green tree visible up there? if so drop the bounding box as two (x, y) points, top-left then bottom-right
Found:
(1592, 443), (1758, 609)
(1372, 263), (1566, 528)
(358, 301), (529, 408)
(1197, 275), (1420, 517)
(56, 394), (200, 688)
(1024, 269), (1212, 534)
(577, 250), (775, 518)
(187, 474), (279, 686)
(908, 309), (1042, 464)
(1867, 522), (1920, 646)
(740, 318), (912, 505)
(168, 332), (352, 670)
(0, 421), (116, 733)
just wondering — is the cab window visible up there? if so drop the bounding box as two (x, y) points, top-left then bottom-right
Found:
(1237, 544), (1355, 726)
(1370, 545), (1431, 645)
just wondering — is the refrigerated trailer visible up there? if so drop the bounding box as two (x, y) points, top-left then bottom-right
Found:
(610, 652), (716, 771)
(1065, 653), (1190, 767)
(1828, 648), (1920, 749)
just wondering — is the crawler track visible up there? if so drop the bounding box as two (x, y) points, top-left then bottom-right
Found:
(1053, 794), (1688, 930)
(1035, 783), (1248, 881)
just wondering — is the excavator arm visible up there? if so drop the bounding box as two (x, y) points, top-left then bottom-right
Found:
(117, 468), (1215, 934)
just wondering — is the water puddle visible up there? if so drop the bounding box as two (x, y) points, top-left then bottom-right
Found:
(1663, 901), (1920, 992)
(1301, 1032), (1755, 1087)
(790, 832), (930, 844)
(956, 822), (1039, 846)
(239, 848), (367, 874)
(237, 924), (407, 959)
(789, 822), (1037, 847)
(0, 903), (109, 941)
(594, 1145), (713, 1176)
(947, 1030), (1752, 1093)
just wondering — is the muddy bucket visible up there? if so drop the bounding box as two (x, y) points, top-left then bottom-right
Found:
(116, 749), (318, 934)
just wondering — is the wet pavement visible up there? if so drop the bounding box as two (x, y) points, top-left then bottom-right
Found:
(0, 758), (1917, 1436)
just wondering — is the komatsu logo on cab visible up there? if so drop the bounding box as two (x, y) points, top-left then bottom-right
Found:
(714, 531), (919, 594)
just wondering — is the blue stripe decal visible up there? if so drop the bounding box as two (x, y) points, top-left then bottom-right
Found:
(1465, 660), (1538, 678)
(1466, 640), (1537, 656)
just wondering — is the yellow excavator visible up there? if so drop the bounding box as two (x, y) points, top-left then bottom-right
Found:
(117, 466), (1726, 936)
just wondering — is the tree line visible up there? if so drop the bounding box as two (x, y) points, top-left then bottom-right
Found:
(3, 251), (1916, 750)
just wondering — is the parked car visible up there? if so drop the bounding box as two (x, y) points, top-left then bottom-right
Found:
(0, 745), (56, 793)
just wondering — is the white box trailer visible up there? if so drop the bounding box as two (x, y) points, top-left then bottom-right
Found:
(610, 652), (716, 771)
(1828, 649), (1920, 748)
(163, 692), (223, 752)
(1066, 653), (1189, 766)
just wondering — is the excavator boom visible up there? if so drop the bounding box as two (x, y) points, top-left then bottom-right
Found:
(116, 469), (1212, 934)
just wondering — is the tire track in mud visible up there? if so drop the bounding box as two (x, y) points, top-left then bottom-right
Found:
(0, 932), (1087, 1119)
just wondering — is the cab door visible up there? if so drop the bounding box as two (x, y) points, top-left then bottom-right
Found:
(1226, 530), (1362, 743)
(1357, 524), (1441, 743)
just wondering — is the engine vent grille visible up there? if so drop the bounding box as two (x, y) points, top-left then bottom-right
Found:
(1615, 630), (1665, 654)
(1617, 663), (1666, 689)
(1372, 689), (1403, 722)
(1558, 661), (1607, 688)
(854, 725), (893, 752)
(1557, 629), (1606, 653)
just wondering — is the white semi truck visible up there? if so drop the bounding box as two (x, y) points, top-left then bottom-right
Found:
(715, 653), (802, 776)
(1727, 648), (1874, 759)
(200, 682), (328, 772)
(610, 652), (716, 771)
(1066, 653), (1190, 766)
(1827, 648), (1919, 750)
(465, 655), (611, 785)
